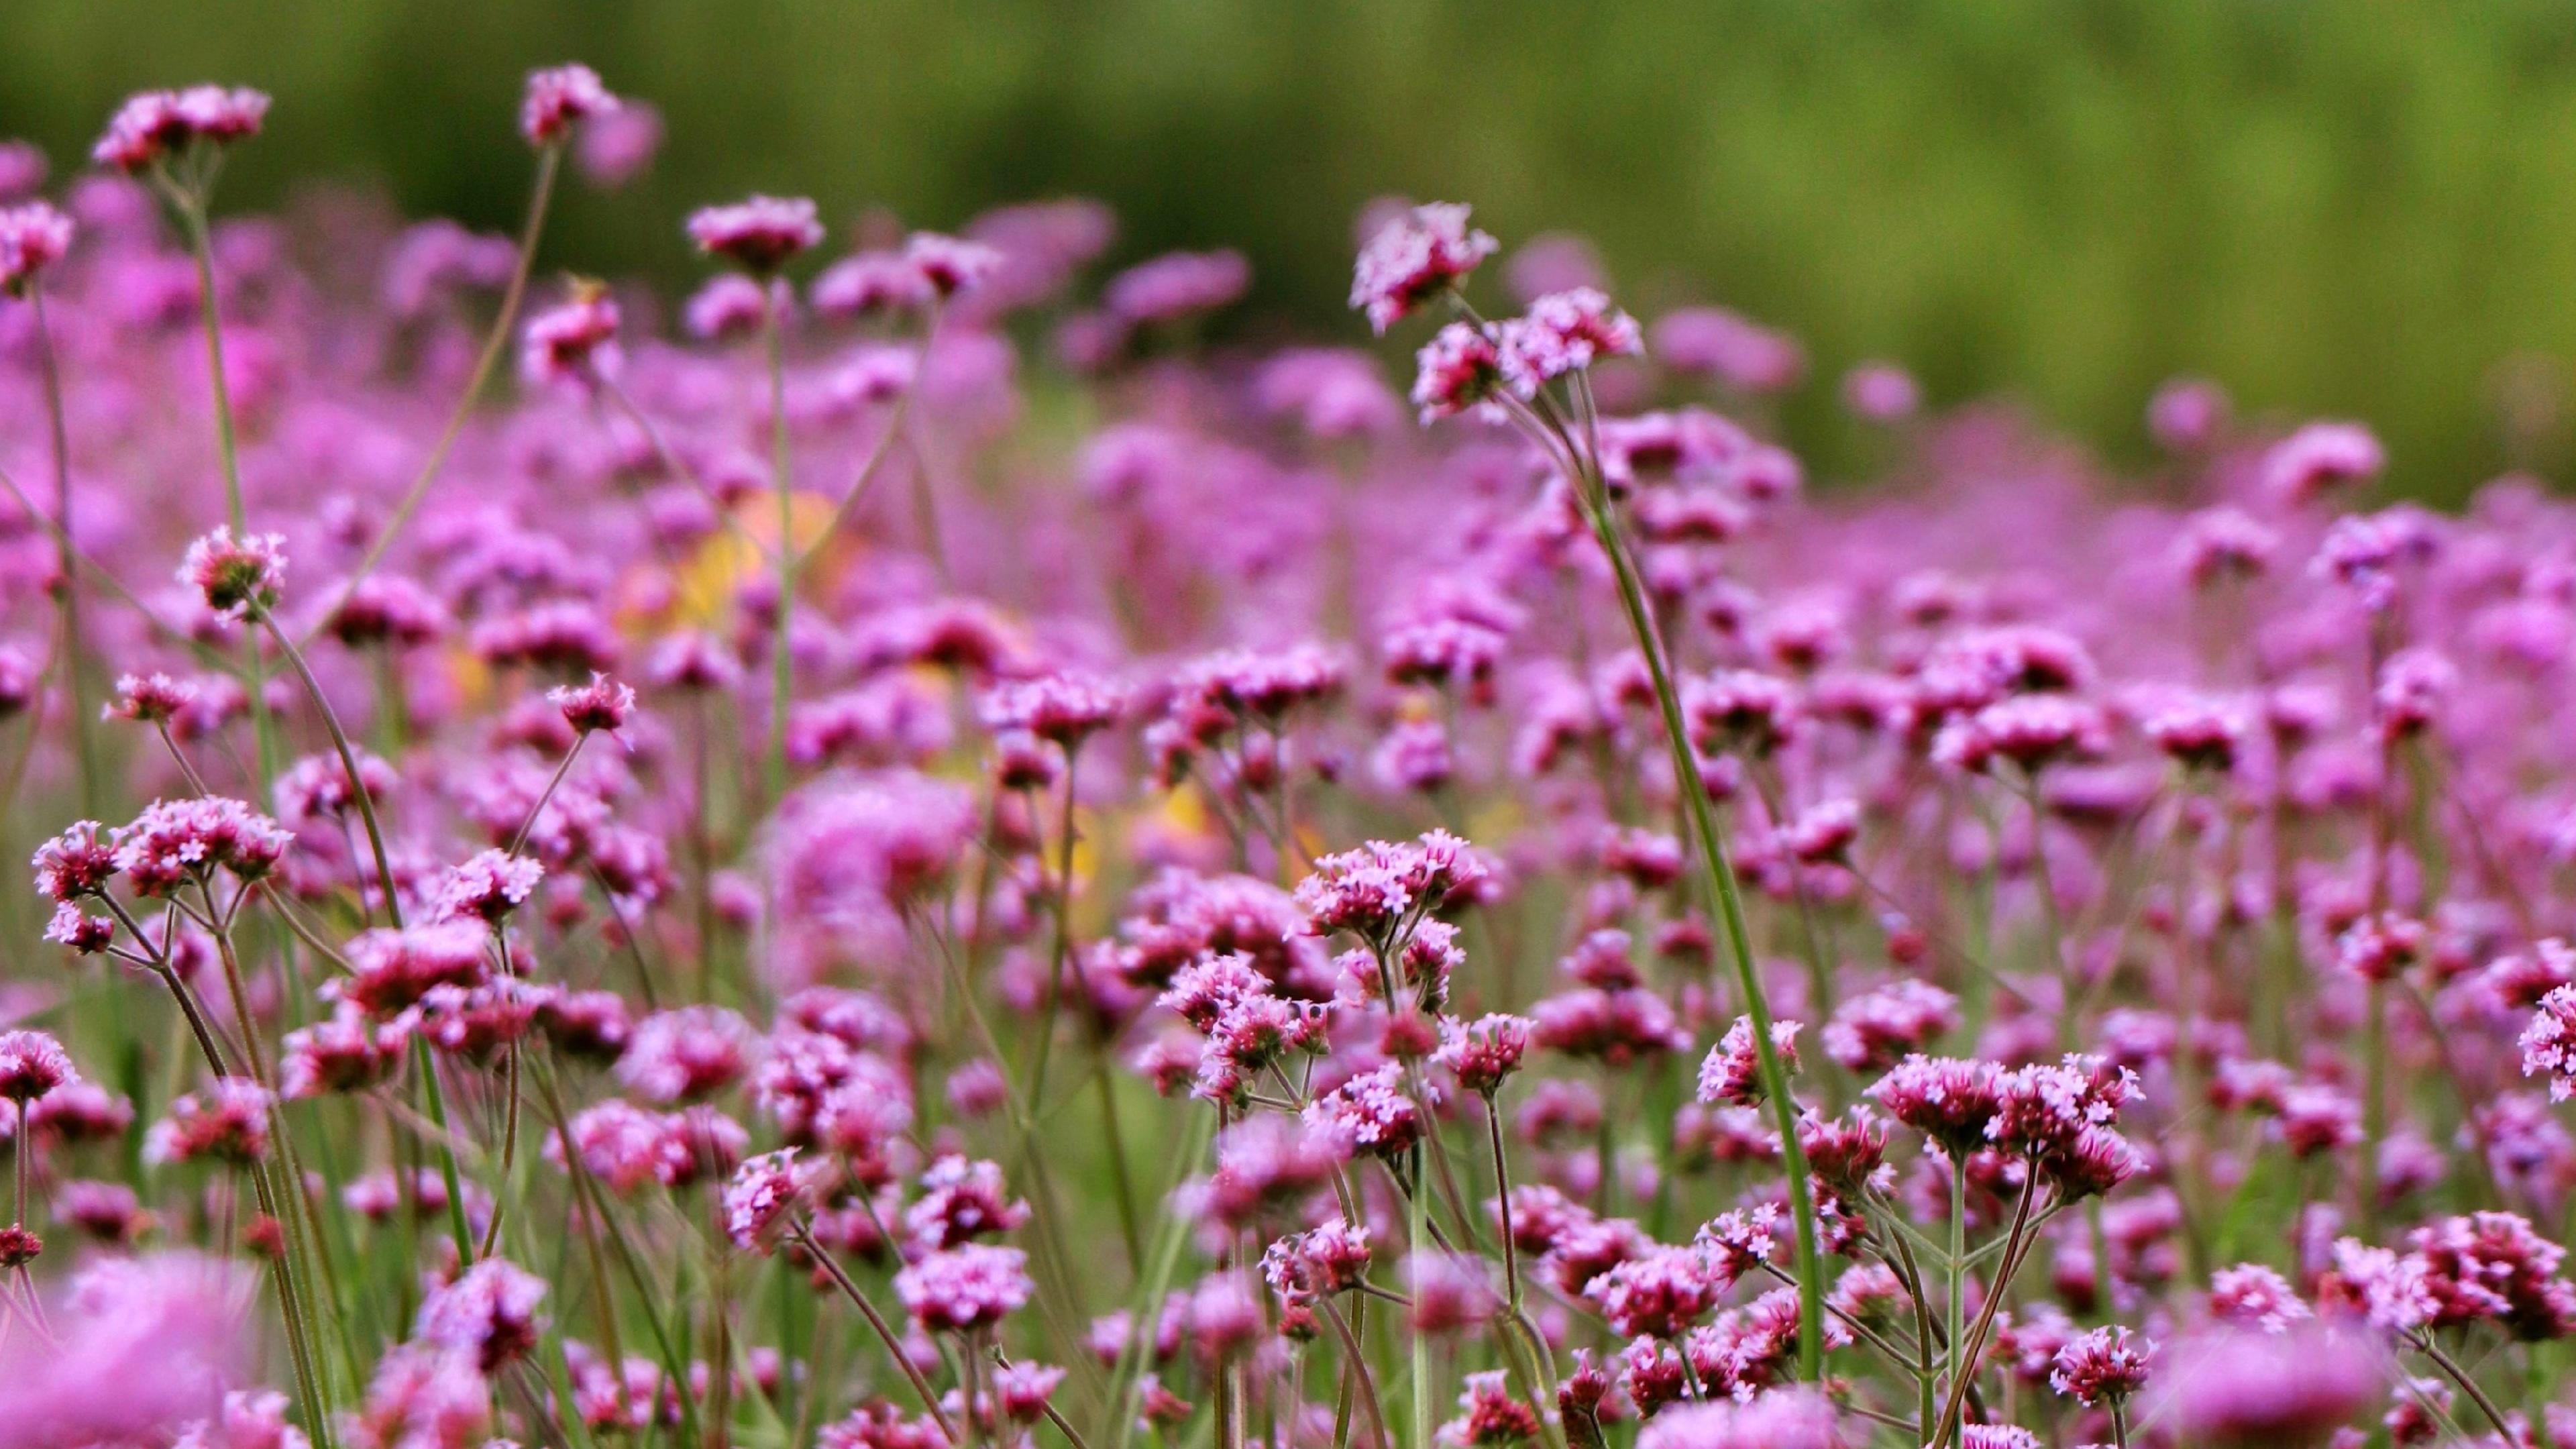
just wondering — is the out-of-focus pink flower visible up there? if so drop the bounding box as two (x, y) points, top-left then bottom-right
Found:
(0, 1253), (258, 1449)
(2145, 1324), (2381, 1446)
(688, 196), (824, 274)
(1841, 361), (1919, 422)
(521, 64), (619, 146)
(1353, 202), (1497, 334)
(0, 201), (72, 295)
(93, 87), (270, 173)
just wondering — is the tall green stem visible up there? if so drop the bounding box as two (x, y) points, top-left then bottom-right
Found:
(1573, 484), (1826, 1375)
(310, 145), (562, 638)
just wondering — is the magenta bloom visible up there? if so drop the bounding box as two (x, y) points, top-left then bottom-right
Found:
(1652, 305), (1806, 393)
(1633, 1388), (1849, 1449)
(0, 1253), (258, 1449)
(1352, 201), (1497, 333)
(2263, 420), (2384, 504)
(521, 288), (622, 386)
(93, 86), (270, 172)
(417, 1258), (548, 1372)
(521, 63), (619, 146)
(1841, 361), (1919, 421)
(0, 1029), (74, 1104)
(2147, 1326), (2381, 1446)
(722, 1148), (816, 1251)
(2049, 1324), (2151, 1405)
(894, 1242), (1033, 1333)
(0, 201), (72, 295)
(549, 672), (638, 734)
(179, 527), (287, 620)
(1696, 1016), (1800, 1108)
(144, 1077), (273, 1166)
(688, 195), (825, 274)
(1106, 248), (1249, 323)
(1436, 1013), (1534, 1095)
(904, 231), (1003, 299)
(1495, 286), (1642, 396)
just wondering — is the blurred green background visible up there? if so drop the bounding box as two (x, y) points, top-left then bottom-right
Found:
(5, 1), (2576, 495)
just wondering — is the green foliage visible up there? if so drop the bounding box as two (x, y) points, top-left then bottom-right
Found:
(7, 0), (2576, 496)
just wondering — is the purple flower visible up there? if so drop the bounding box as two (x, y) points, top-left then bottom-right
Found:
(1412, 321), (1505, 423)
(2148, 1325), (2381, 1446)
(688, 195), (825, 274)
(521, 286), (622, 386)
(521, 64), (619, 146)
(2049, 1324), (2151, 1405)
(1106, 248), (1248, 323)
(1352, 202), (1497, 333)
(2263, 420), (2384, 504)
(722, 1148), (817, 1251)
(549, 672), (638, 734)
(417, 1258), (547, 1372)
(0, 201), (72, 295)
(93, 87), (270, 172)
(894, 1242), (1032, 1334)
(0, 1030), (73, 1107)
(179, 527), (286, 619)
(1696, 1016), (1800, 1107)
(1494, 287), (1642, 395)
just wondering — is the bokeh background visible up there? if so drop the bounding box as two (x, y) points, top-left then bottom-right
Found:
(4, 1), (2573, 496)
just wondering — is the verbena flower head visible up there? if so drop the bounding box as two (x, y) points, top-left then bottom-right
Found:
(2208, 1263), (2312, 1333)
(2049, 1324), (2151, 1405)
(0, 1028), (75, 1104)
(112, 796), (292, 894)
(1495, 286), (1642, 396)
(895, 1242), (1032, 1334)
(417, 1258), (547, 1372)
(723, 1148), (817, 1251)
(144, 1077), (272, 1166)
(1106, 248), (1249, 323)
(1632, 1388), (1849, 1449)
(2263, 420), (2385, 504)
(616, 1005), (757, 1104)
(904, 231), (1003, 298)
(521, 63), (619, 146)
(434, 849), (545, 926)
(1413, 321), (1505, 423)
(1868, 1054), (2004, 1157)
(180, 527), (286, 619)
(93, 86), (270, 172)
(1352, 201), (1497, 333)
(1437, 1013), (1534, 1095)
(1587, 1243), (1731, 1338)
(1696, 1016), (1799, 1107)
(0, 200), (72, 295)
(549, 672), (637, 734)
(521, 283), (622, 386)
(2148, 1325), (2381, 1446)
(688, 195), (824, 274)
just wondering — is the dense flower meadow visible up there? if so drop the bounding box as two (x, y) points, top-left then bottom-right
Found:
(7, 60), (2576, 1449)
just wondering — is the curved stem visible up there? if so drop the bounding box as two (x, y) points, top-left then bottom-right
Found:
(306, 145), (562, 644)
(2414, 1334), (2516, 1440)
(1485, 1091), (1521, 1309)
(1319, 1299), (1392, 1449)
(792, 1222), (959, 1442)
(1928, 1171), (2044, 1449)
(258, 612), (403, 928)
(1575, 477), (1825, 1375)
